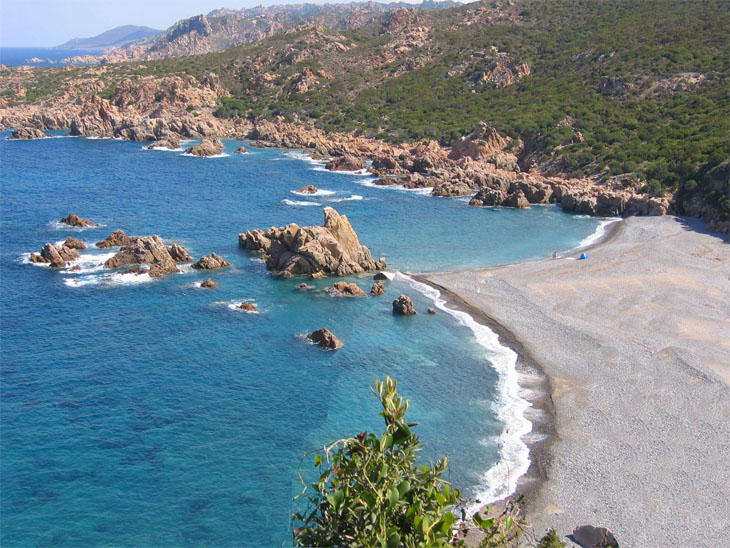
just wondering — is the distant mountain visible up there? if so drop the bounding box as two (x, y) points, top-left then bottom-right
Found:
(57, 25), (162, 50)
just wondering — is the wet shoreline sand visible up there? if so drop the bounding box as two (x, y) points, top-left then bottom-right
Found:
(420, 216), (730, 547)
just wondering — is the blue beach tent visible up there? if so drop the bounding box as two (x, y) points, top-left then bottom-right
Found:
(578, 252), (588, 260)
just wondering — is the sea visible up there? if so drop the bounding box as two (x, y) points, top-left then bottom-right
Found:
(0, 132), (610, 547)
(0, 48), (101, 67)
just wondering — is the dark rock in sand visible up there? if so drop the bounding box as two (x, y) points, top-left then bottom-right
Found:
(234, 145), (249, 154)
(373, 272), (389, 281)
(393, 294), (416, 315)
(328, 281), (366, 297)
(572, 525), (620, 548)
(200, 278), (218, 288)
(63, 237), (87, 250)
(96, 230), (134, 248)
(8, 127), (48, 140)
(104, 235), (179, 278)
(298, 184), (318, 194)
(192, 253), (231, 270)
(60, 212), (99, 228)
(185, 138), (223, 157)
(238, 302), (258, 312)
(371, 281), (385, 295)
(325, 154), (363, 172)
(168, 242), (192, 263)
(307, 328), (343, 350)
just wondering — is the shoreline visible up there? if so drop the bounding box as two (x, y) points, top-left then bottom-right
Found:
(421, 215), (730, 546)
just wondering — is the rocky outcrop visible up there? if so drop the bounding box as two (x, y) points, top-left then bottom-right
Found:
(298, 184), (318, 194)
(185, 138), (223, 157)
(200, 278), (218, 288)
(325, 154), (364, 171)
(104, 235), (181, 278)
(168, 242), (192, 263)
(371, 281), (385, 295)
(328, 281), (366, 297)
(191, 253), (230, 270)
(238, 302), (258, 312)
(448, 122), (509, 161)
(31, 242), (80, 268)
(234, 145), (248, 154)
(393, 294), (416, 315)
(63, 237), (87, 250)
(373, 272), (389, 281)
(8, 127), (48, 140)
(96, 229), (134, 248)
(239, 207), (386, 278)
(146, 137), (180, 150)
(307, 328), (343, 350)
(60, 212), (99, 228)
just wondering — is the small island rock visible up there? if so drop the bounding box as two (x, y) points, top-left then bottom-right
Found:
(393, 294), (416, 315)
(9, 127), (48, 140)
(298, 184), (318, 194)
(234, 145), (249, 154)
(145, 137), (180, 150)
(60, 212), (99, 228)
(63, 237), (87, 250)
(38, 242), (80, 268)
(104, 235), (179, 278)
(192, 253), (231, 270)
(328, 281), (366, 297)
(371, 281), (385, 295)
(238, 302), (258, 312)
(185, 138), (223, 157)
(200, 278), (218, 288)
(307, 328), (343, 350)
(96, 230), (134, 248)
(427, 307), (436, 315)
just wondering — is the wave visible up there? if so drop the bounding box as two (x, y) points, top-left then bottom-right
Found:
(329, 195), (364, 202)
(356, 179), (433, 195)
(290, 189), (336, 197)
(283, 150), (329, 166)
(393, 272), (532, 508)
(179, 152), (231, 159)
(574, 218), (621, 251)
(63, 270), (154, 288)
(48, 220), (105, 231)
(226, 301), (260, 314)
(281, 199), (321, 207)
(311, 166), (371, 176)
(142, 145), (184, 152)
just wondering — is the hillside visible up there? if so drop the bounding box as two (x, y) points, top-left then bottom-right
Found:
(57, 25), (162, 50)
(1, 0), (728, 230)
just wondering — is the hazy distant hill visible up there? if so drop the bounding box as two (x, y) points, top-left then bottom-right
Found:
(57, 25), (162, 50)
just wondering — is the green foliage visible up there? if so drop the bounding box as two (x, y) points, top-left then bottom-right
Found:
(536, 528), (566, 548)
(292, 377), (462, 547)
(472, 499), (524, 548)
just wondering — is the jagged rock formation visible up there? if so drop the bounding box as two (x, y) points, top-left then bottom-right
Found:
(325, 154), (363, 171)
(240, 207), (386, 278)
(185, 138), (223, 157)
(8, 127), (48, 140)
(298, 184), (318, 194)
(327, 281), (366, 297)
(60, 212), (98, 227)
(393, 294), (416, 315)
(63, 237), (86, 250)
(168, 243), (192, 262)
(104, 235), (187, 278)
(307, 328), (343, 350)
(192, 253), (231, 270)
(96, 230), (134, 248)
(371, 281), (385, 295)
(30, 242), (80, 268)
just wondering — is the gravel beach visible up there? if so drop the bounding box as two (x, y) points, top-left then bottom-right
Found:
(424, 216), (730, 547)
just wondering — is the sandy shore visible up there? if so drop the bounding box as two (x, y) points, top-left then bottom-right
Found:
(423, 216), (730, 547)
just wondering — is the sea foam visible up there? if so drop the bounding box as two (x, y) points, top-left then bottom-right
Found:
(282, 199), (321, 207)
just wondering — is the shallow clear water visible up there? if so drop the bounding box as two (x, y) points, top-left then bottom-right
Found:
(0, 134), (603, 547)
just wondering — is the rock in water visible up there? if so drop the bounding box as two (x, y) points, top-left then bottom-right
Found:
(168, 243), (192, 263)
(371, 281), (385, 295)
(298, 184), (318, 194)
(373, 272), (389, 281)
(145, 138), (180, 150)
(572, 525), (620, 548)
(328, 281), (366, 297)
(9, 127), (48, 140)
(60, 212), (99, 228)
(238, 207), (386, 278)
(427, 307), (436, 315)
(393, 294), (416, 315)
(185, 138), (223, 157)
(200, 278), (218, 288)
(96, 230), (134, 248)
(325, 154), (363, 171)
(238, 302), (258, 312)
(39, 242), (79, 268)
(234, 145), (249, 154)
(104, 235), (179, 278)
(307, 328), (343, 350)
(63, 237), (87, 250)
(192, 253), (231, 270)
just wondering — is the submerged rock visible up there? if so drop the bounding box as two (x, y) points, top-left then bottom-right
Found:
(393, 294), (416, 315)
(63, 237), (87, 250)
(200, 278), (218, 288)
(185, 138), (223, 157)
(328, 281), (366, 297)
(60, 212), (99, 228)
(104, 235), (179, 278)
(307, 328), (343, 350)
(371, 281), (385, 295)
(192, 253), (231, 270)
(96, 230), (134, 248)
(239, 207), (386, 278)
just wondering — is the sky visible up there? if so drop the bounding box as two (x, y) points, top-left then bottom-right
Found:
(0, 0), (429, 47)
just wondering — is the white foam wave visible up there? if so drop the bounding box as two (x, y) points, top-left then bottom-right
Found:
(142, 145), (184, 152)
(356, 179), (433, 195)
(63, 270), (153, 288)
(290, 189), (336, 197)
(575, 218), (621, 250)
(312, 166), (371, 176)
(393, 272), (532, 508)
(227, 301), (259, 314)
(330, 195), (363, 202)
(48, 220), (105, 231)
(179, 152), (230, 158)
(282, 199), (321, 207)
(284, 151), (329, 166)
(20, 253), (50, 267)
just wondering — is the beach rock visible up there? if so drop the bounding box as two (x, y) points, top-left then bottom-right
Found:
(8, 127), (48, 140)
(393, 294), (416, 315)
(192, 253), (231, 270)
(104, 235), (179, 278)
(572, 525), (620, 548)
(234, 145), (249, 154)
(168, 242), (192, 263)
(427, 307), (436, 314)
(325, 154), (363, 172)
(238, 207), (386, 278)
(63, 237), (87, 250)
(238, 302), (258, 312)
(200, 278), (218, 288)
(298, 184), (318, 194)
(373, 272), (389, 281)
(328, 281), (366, 297)
(185, 138), (223, 157)
(145, 137), (180, 150)
(371, 281), (385, 295)
(307, 328), (343, 350)
(60, 212), (99, 228)
(96, 230), (134, 248)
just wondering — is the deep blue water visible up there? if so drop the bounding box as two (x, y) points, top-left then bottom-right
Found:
(0, 134), (604, 547)
(0, 48), (100, 67)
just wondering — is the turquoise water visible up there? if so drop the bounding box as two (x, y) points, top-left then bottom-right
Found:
(0, 134), (603, 547)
